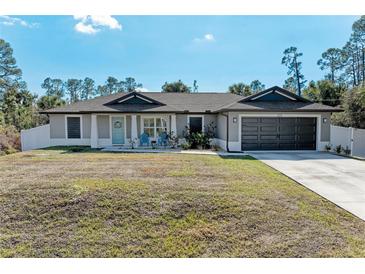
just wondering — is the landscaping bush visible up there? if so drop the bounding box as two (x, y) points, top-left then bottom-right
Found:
(334, 145), (342, 154)
(343, 146), (351, 155)
(325, 143), (332, 152)
(180, 143), (191, 150)
(0, 125), (21, 155)
(183, 121), (216, 149)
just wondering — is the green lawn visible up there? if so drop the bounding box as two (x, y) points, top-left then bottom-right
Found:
(0, 147), (365, 257)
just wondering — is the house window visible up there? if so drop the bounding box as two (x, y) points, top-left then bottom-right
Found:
(67, 116), (81, 139)
(188, 116), (203, 134)
(142, 117), (167, 138)
(143, 118), (155, 137)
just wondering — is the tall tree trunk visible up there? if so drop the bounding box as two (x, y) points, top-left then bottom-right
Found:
(352, 61), (357, 86)
(352, 53), (358, 86)
(362, 46), (365, 86)
(294, 58), (301, 96)
(356, 50), (361, 85)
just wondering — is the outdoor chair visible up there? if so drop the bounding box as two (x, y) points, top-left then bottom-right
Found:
(140, 132), (150, 146)
(157, 131), (169, 147)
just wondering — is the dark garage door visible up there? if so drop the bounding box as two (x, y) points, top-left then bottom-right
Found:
(241, 117), (316, 151)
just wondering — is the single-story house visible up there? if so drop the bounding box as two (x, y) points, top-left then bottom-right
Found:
(40, 86), (341, 151)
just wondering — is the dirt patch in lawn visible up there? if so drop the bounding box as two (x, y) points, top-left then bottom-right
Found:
(0, 148), (365, 257)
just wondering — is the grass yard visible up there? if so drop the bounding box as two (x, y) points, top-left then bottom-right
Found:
(0, 147), (365, 257)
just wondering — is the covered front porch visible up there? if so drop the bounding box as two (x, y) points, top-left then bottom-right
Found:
(90, 113), (177, 149)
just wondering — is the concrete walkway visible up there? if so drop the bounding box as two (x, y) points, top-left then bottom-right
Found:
(101, 147), (246, 156)
(248, 151), (365, 221)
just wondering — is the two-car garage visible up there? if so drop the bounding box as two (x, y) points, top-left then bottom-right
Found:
(222, 86), (338, 152)
(240, 117), (317, 151)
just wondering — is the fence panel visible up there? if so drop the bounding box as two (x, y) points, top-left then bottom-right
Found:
(330, 125), (365, 158)
(330, 125), (352, 149)
(352, 128), (365, 158)
(21, 124), (50, 151)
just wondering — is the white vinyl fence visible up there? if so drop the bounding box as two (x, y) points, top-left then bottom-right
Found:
(21, 124), (50, 151)
(330, 125), (365, 158)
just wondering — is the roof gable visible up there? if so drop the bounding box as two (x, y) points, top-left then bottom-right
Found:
(241, 86), (310, 103)
(105, 92), (164, 106)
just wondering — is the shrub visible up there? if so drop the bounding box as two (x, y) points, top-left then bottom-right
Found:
(0, 125), (21, 155)
(325, 143), (332, 152)
(343, 146), (351, 155)
(183, 121), (216, 149)
(334, 145), (342, 154)
(211, 144), (220, 151)
(181, 143), (191, 150)
(168, 131), (179, 148)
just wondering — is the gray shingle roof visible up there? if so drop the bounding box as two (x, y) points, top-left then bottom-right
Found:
(41, 88), (342, 114)
(41, 92), (244, 114)
(219, 101), (342, 112)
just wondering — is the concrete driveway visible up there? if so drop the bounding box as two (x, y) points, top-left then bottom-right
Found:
(248, 151), (365, 221)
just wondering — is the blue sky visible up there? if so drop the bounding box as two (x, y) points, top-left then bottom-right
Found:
(0, 15), (359, 95)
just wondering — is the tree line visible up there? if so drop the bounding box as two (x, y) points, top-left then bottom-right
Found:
(40, 76), (143, 104)
(1, 15), (365, 140)
(226, 16), (365, 128)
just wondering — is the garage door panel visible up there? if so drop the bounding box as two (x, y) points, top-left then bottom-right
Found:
(279, 127), (296, 134)
(260, 126), (277, 132)
(280, 118), (297, 125)
(241, 117), (316, 151)
(260, 135), (278, 140)
(297, 143), (316, 150)
(261, 118), (278, 124)
(279, 134), (296, 141)
(242, 126), (258, 132)
(279, 143), (296, 150)
(242, 143), (260, 150)
(297, 135), (316, 142)
(242, 118), (260, 123)
(260, 143), (279, 149)
(297, 118), (316, 125)
(297, 125), (316, 133)
(241, 135), (258, 140)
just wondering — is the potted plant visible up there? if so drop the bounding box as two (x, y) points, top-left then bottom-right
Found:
(129, 138), (138, 149)
(168, 131), (179, 149)
(325, 143), (331, 152)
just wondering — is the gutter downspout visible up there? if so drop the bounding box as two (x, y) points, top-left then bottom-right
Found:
(220, 113), (230, 152)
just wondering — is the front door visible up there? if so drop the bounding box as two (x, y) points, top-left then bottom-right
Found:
(112, 117), (125, 145)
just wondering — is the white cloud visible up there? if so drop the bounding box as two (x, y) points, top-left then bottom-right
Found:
(194, 33), (215, 43)
(0, 15), (39, 28)
(73, 15), (122, 34)
(136, 87), (149, 92)
(204, 34), (215, 41)
(74, 22), (99, 34)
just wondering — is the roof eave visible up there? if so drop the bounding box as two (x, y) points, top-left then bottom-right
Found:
(218, 108), (343, 113)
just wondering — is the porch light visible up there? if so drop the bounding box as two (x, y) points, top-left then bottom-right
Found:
(323, 118), (328, 123)
(233, 117), (237, 123)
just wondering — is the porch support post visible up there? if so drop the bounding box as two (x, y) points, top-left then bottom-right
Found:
(90, 114), (98, 148)
(170, 114), (177, 136)
(131, 114), (138, 141)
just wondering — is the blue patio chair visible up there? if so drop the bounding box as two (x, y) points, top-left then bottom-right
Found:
(140, 132), (150, 146)
(157, 131), (169, 147)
